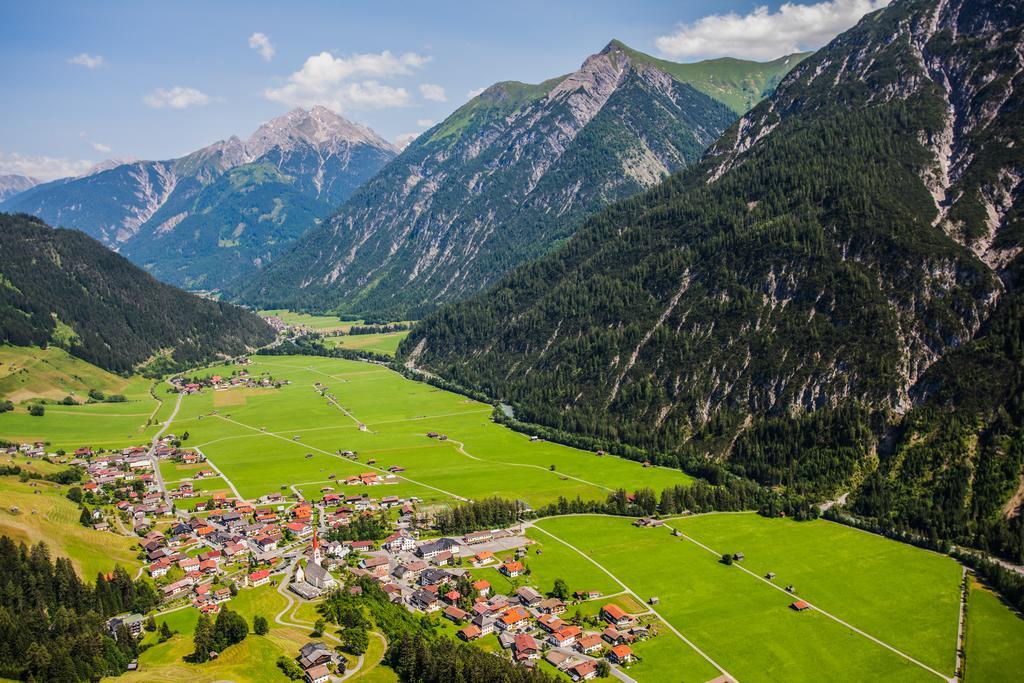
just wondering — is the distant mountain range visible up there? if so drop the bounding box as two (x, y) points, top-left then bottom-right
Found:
(0, 213), (274, 374)
(403, 0), (1024, 559)
(0, 174), (40, 202)
(1, 107), (397, 290)
(233, 41), (807, 318)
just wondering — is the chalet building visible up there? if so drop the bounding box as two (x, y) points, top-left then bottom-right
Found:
(601, 604), (633, 628)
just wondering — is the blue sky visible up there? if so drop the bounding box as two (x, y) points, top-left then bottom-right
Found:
(0, 0), (887, 179)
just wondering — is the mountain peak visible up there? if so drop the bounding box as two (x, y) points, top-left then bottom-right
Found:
(247, 106), (397, 157)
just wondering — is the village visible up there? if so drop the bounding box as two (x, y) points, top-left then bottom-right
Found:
(5, 431), (664, 683)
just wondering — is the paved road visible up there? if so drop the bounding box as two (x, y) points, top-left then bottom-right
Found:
(191, 445), (245, 501)
(147, 391), (184, 506)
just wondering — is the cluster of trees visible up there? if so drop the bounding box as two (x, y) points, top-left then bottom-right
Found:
(258, 337), (393, 365)
(190, 608), (249, 662)
(0, 213), (275, 374)
(325, 514), (390, 542)
(0, 537), (158, 681)
(536, 480), (817, 521)
(346, 323), (411, 335)
(434, 497), (526, 534)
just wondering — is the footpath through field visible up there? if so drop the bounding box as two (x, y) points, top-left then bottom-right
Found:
(526, 521), (739, 682)
(532, 513), (957, 683)
(211, 413), (470, 502)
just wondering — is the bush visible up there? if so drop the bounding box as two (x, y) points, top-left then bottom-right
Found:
(28, 404), (44, 417)
(276, 656), (304, 680)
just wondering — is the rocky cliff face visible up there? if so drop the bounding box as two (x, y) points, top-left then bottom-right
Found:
(402, 0), (1023, 508)
(0, 107), (397, 289)
(234, 42), (803, 318)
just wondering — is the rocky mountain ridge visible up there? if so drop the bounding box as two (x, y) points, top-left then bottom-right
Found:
(235, 41), (805, 317)
(0, 107), (397, 289)
(0, 174), (40, 202)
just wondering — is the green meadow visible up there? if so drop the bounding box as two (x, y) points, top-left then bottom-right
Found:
(323, 330), (410, 356)
(534, 514), (962, 683)
(964, 581), (1024, 682)
(258, 309), (358, 332)
(0, 475), (140, 577)
(167, 354), (692, 505)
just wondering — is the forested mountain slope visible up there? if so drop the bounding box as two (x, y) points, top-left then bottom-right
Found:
(402, 0), (1024, 558)
(1, 107), (396, 290)
(0, 213), (274, 373)
(234, 42), (806, 319)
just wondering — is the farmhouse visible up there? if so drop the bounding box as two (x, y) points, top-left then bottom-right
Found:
(459, 624), (482, 641)
(248, 569), (271, 587)
(498, 607), (531, 632)
(500, 560), (524, 577)
(513, 633), (541, 661)
(550, 625), (582, 648)
(570, 660), (598, 681)
(608, 644), (635, 664)
(577, 634), (603, 654)
(601, 604), (632, 628)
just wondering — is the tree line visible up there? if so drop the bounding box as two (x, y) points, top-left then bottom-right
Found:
(0, 537), (158, 681)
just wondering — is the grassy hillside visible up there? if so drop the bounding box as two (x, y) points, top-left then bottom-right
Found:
(0, 344), (153, 403)
(0, 474), (139, 577)
(609, 40), (811, 113)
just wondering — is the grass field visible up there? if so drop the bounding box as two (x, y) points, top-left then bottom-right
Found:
(0, 344), (154, 404)
(964, 580), (1024, 682)
(0, 475), (139, 577)
(0, 346), (165, 451)
(323, 330), (410, 356)
(166, 354), (693, 506)
(534, 514), (963, 683)
(259, 309), (360, 332)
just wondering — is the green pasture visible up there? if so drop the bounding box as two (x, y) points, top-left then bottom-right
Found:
(165, 355), (692, 505)
(324, 330), (409, 356)
(669, 512), (962, 674)
(0, 475), (140, 577)
(535, 514), (960, 683)
(964, 581), (1024, 682)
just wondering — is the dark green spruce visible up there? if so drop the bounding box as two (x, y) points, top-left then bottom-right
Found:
(0, 213), (274, 374)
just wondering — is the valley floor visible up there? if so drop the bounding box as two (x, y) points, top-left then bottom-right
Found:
(1, 351), (1022, 682)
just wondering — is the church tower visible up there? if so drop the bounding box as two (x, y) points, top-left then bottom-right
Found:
(312, 528), (322, 566)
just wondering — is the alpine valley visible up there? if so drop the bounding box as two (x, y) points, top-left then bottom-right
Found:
(1, 106), (398, 290)
(2, 2), (1024, 682)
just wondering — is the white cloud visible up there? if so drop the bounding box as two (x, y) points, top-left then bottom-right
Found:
(418, 83), (447, 102)
(248, 32), (275, 62)
(393, 133), (420, 151)
(264, 50), (430, 110)
(69, 53), (104, 69)
(655, 0), (890, 60)
(416, 118), (435, 127)
(143, 86), (213, 109)
(0, 151), (93, 181)
(78, 132), (111, 154)
(466, 87), (487, 99)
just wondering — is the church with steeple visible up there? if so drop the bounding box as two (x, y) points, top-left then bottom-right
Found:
(291, 529), (338, 599)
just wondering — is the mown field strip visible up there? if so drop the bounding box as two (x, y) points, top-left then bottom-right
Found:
(529, 522), (738, 682)
(212, 413), (469, 502)
(663, 520), (953, 681)
(447, 436), (616, 494)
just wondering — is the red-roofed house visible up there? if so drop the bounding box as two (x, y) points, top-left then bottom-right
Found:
(248, 569), (271, 587)
(513, 634), (540, 661)
(500, 561), (524, 577)
(601, 604), (632, 628)
(608, 644), (635, 664)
